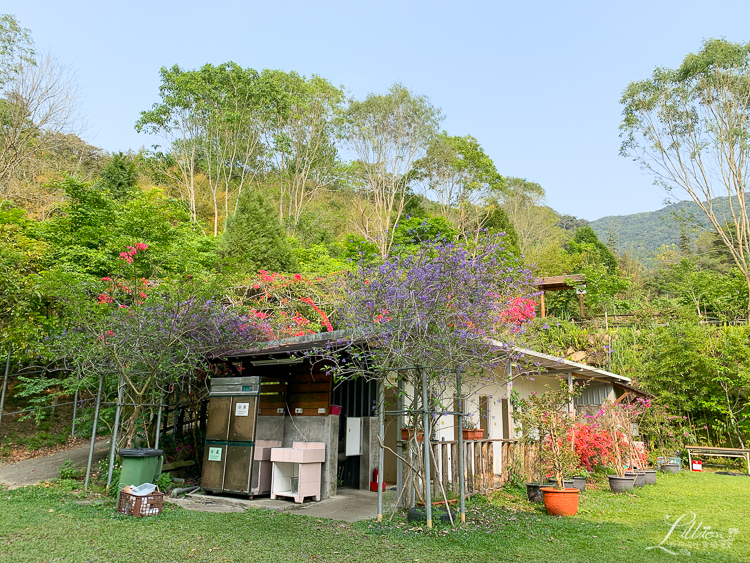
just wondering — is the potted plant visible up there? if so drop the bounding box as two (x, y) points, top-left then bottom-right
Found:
(514, 394), (546, 503)
(462, 416), (484, 441)
(597, 403), (636, 493)
(643, 468), (657, 485)
(570, 471), (588, 492)
(531, 382), (581, 516)
(640, 403), (693, 474)
(400, 420), (424, 442)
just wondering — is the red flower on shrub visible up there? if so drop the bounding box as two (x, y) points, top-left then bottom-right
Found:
(570, 422), (616, 470)
(500, 297), (537, 325)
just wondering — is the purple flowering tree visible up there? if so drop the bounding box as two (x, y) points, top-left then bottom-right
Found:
(43, 245), (269, 453)
(320, 235), (537, 507)
(337, 236), (535, 372)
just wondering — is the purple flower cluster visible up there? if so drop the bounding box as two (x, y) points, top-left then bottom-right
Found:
(334, 236), (536, 375)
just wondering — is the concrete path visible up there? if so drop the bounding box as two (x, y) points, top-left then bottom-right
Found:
(0, 439), (110, 489)
(166, 488), (387, 521)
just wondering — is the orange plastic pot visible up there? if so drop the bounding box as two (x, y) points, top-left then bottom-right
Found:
(400, 429), (424, 442)
(540, 487), (579, 516)
(462, 429), (485, 440)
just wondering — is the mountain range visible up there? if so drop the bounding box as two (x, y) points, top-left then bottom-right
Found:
(588, 195), (740, 264)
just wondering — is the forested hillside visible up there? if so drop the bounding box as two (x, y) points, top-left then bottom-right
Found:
(589, 196), (743, 263)
(1, 16), (749, 453)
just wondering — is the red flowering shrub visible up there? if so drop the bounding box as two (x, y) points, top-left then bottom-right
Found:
(500, 296), (537, 325)
(570, 422), (616, 470)
(118, 242), (148, 264)
(235, 271), (336, 339)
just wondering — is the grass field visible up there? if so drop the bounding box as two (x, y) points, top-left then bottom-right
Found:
(0, 471), (747, 562)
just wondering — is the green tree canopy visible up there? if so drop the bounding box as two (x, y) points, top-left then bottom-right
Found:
(484, 205), (520, 256)
(0, 14), (34, 89)
(220, 190), (298, 274)
(344, 83), (442, 256)
(39, 177), (215, 277)
(621, 38), (750, 315)
(568, 225), (618, 273)
(99, 152), (138, 200)
(416, 132), (506, 241)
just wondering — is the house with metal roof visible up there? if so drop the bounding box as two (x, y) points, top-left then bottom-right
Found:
(206, 330), (648, 501)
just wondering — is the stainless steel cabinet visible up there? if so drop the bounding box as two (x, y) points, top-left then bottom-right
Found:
(201, 377), (260, 494)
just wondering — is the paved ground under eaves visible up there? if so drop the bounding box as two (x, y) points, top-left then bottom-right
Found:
(166, 487), (389, 521)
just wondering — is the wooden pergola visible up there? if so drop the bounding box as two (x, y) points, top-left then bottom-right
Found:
(534, 274), (586, 318)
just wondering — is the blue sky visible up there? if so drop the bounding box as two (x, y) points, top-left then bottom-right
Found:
(11, 0), (750, 220)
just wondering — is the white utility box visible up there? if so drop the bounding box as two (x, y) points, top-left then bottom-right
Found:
(345, 417), (362, 456)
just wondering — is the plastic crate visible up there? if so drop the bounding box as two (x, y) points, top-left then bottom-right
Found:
(117, 488), (164, 517)
(656, 456), (682, 468)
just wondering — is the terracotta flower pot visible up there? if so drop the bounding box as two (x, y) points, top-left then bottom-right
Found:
(462, 428), (484, 440)
(540, 487), (579, 516)
(400, 429), (424, 442)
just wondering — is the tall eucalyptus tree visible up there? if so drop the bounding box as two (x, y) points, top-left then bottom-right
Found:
(621, 39), (750, 314)
(344, 84), (441, 257)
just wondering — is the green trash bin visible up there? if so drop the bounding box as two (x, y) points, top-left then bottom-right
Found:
(118, 448), (164, 494)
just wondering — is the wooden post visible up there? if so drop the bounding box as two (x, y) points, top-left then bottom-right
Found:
(578, 292), (585, 318)
(481, 442), (488, 493)
(442, 443), (449, 494)
(500, 442), (510, 485)
(432, 443), (441, 497)
(505, 361), (515, 440)
(540, 292), (546, 318)
(488, 442), (495, 490)
(474, 442), (481, 494)
(451, 443), (459, 493)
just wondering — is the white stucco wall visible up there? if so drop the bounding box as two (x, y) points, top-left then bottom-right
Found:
(384, 369), (575, 479)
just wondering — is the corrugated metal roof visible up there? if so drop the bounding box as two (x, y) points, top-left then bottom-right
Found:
(510, 346), (630, 381)
(507, 345), (650, 397)
(213, 329), (360, 359)
(213, 332), (650, 397)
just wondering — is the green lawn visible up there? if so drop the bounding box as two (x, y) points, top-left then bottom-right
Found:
(0, 471), (747, 562)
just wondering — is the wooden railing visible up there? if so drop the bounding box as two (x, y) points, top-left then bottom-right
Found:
(401, 439), (526, 500)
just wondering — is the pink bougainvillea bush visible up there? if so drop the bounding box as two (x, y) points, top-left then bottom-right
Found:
(42, 243), (272, 449)
(231, 270), (336, 339)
